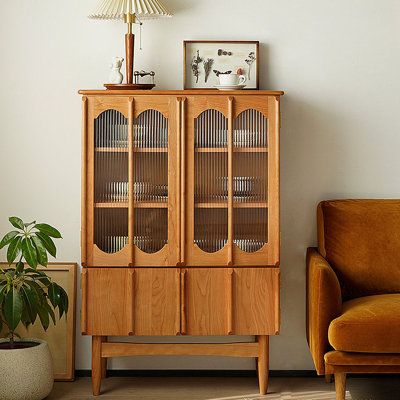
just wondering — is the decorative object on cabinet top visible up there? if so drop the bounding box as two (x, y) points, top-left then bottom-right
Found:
(89, 0), (172, 90)
(184, 41), (259, 90)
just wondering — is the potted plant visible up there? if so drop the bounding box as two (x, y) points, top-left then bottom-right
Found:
(0, 217), (68, 400)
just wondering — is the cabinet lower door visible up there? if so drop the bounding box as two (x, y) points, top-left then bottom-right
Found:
(83, 268), (133, 336)
(134, 268), (180, 336)
(183, 267), (279, 336)
(233, 268), (279, 335)
(82, 268), (180, 336)
(184, 268), (232, 335)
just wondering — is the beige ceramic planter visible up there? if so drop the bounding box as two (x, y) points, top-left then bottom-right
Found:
(0, 338), (53, 400)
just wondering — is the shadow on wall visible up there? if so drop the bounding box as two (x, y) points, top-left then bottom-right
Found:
(270, 92), (353, 369)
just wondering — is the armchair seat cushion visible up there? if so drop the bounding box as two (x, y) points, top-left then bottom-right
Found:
(328, 294), (400, 353)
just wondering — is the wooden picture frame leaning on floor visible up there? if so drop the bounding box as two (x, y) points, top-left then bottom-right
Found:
(0, 262), (77, 381)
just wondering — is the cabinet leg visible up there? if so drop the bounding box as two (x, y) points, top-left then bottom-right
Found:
(334, 373), (346, 400)
(101, 336), (107, 379)
(325, 373), (333, 383)
(92, 336), (103, 396)
(257, 335), (269, 395)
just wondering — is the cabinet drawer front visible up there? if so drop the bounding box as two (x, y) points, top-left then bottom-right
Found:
(233, 268), (279, 335)
(83, 268), (132, 336)
(134, 268), (180, 336)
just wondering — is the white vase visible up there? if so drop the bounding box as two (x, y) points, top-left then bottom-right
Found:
(0, 338), (54, 400)
(109, 57), (124, 84)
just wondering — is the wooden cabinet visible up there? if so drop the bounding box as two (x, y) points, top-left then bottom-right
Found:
(80, 89), (283, 396)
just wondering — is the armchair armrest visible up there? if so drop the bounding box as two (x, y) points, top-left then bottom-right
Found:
(306, 247), (342, 375)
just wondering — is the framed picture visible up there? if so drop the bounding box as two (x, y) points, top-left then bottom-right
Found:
(0, 263), (77, 381)
(183, 40), (259, 89)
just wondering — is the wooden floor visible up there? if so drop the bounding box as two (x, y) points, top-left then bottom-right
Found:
(47, 376), (400, 400)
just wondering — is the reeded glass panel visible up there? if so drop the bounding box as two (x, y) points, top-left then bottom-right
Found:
(133, 110), (168, 253)
(133, 109), (168, 148)
(134, 208), (168, 253)
(94, 110), (129, 203)
(234, 109), (267, 147)
(233, 208), (267, 252)
(94, 110), (129, 253)
(233, 153), (267, 203)
(194, 209), (228, 253)
(194, 109), (228, 252)
(195, 109), (227, 148)
(233, 109), (268, 252)
(95, 208), (128, 253)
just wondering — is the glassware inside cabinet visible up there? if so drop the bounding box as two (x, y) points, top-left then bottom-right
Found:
(94, 208), (128, 253)
(233, 109), (268, 148)
(233, 208), (268, 252)
(134, 208), (168, 253)
(194, 208), (228, 253)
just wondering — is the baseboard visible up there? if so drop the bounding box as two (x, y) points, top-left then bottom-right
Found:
(75, 369), (318, 378)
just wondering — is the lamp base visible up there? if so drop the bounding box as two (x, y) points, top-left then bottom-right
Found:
(104, 83), (155, 90)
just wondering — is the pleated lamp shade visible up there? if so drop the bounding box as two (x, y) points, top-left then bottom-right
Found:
(89, 0), (172, 20)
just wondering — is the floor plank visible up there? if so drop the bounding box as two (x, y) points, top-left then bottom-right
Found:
(47, 376), (400, 400)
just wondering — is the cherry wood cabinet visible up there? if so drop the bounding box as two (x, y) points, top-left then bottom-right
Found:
(80, 89), (283, 396)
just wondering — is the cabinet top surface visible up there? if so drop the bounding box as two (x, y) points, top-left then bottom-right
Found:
(79, 89), (284, 96)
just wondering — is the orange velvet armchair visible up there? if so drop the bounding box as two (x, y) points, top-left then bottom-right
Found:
(307, 200), (400, 399)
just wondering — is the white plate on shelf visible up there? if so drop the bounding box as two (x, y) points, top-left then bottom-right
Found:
(214, 84), (247, 91)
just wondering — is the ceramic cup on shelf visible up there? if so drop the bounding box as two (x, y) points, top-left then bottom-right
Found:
(219, 73), (247, 86)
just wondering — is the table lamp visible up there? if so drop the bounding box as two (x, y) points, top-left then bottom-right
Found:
(89, 0), (172, 89)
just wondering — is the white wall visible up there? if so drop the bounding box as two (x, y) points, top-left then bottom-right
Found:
(1, 0), (400, 371)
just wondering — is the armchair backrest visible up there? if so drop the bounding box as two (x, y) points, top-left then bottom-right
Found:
(318, 199), (400, 300)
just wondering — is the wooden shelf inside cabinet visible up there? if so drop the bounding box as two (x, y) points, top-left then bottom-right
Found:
(95, 147), (128, 153)
(94, 202), (168, 209)
(195, 148), (268, 153)
(94, 148), (168, 153)
(133, 148), (168, 153)
(94, 202), (129, 208)
(234, 147), (268, 153)
(133, 202), (168, 208)
(195, 202), (268, 209)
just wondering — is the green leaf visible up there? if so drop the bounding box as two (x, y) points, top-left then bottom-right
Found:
(9, 217), (24, 230)
(21, 286), (38, 324)
(0, 285), (6, 305)
(35, 224), (62, 239)
(15, 261), (24, 275)
(25, 279), (45, 295)
(22, 238), (38, 269)
(23, 221), (36, 227)
(35, 232), (56, 258)
(4, 287), (23, 330)
(7, 236), (22, 264)
(37, 304), (49, 331)
(48, 283), (60, 307)
(58, 285), (69, 318)
(45, 301), (56, 325)
(0, 231), (20, 249)
(32, 236), (48, 266)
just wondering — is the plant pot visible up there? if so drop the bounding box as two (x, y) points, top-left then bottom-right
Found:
(0, 338), (54, 400)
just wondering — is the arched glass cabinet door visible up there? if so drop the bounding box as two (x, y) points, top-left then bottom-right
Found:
(232, 96), (280, 266)
(133, 110), (168, 254)
(130, 97), (180, 267)
(233, 109), (268, 253)
(90, 107), (131, 266)
(185, 97), (231, 266)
